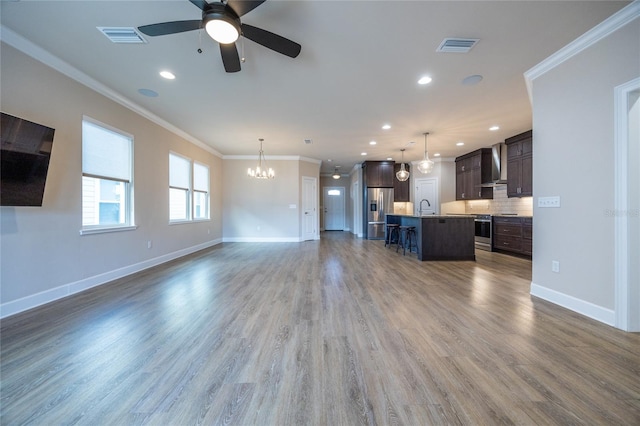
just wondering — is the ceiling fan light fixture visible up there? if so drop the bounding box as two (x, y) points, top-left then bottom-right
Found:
(204, 13), (240, 44)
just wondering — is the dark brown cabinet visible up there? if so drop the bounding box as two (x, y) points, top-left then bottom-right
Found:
(393, 163), (410, 202)
(455, 148), (493, 200)
(363, 161), (395, 188)
(492, 216), (532, 257)
(505, 130), (533, 198)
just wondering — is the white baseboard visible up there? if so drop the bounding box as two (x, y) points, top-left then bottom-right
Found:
(0, 238), (222, 319)
(530, 282), (616, 327)
(222, 237), (301, 242)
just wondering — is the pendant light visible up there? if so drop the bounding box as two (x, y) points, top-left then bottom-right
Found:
(417, 132), (434, 174)
(396, 149), (410, 182)
(247, 138), (275, 179)
(332, 167), (341, 180)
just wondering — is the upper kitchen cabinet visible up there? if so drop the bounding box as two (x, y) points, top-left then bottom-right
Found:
(393, 163), (410, 202)
(363, 161), (395, 188)
(505, 130), (533, 197)
(455, 148), (493, 200)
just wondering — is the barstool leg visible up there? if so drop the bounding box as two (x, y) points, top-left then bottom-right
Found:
(404, 231), (410, 255)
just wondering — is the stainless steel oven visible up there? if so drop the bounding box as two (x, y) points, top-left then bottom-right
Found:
(474, 214), (492, 251)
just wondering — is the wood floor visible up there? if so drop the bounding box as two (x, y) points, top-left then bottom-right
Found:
(1, 232), (639, 425)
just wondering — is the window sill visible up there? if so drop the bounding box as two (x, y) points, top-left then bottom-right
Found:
(169, 218), (211, 225)
(80, 225), (138, 236)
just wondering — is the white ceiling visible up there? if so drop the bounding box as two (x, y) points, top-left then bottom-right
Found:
(0, 0), (629, 174)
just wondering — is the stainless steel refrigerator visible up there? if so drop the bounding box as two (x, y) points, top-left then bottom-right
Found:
(367, 188), (394, 239)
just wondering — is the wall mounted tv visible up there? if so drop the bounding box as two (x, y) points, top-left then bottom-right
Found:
(1, 112), (56, 206)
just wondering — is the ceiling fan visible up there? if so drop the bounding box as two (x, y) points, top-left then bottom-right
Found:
(137, 0), (301, 73)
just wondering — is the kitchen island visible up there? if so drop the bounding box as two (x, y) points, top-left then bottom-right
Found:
(386, 214), (475, 261)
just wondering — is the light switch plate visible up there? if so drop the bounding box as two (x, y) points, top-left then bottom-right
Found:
(538, 196), (561, 208)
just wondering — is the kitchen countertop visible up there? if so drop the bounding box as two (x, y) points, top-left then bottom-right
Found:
(390, 214), (475, 218)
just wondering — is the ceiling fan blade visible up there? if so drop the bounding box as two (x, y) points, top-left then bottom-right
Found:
(241, 24), (301, 58)
(138, 20), (201, 36)
(227, 0), (267, 17)
(188, 0), (209, 11)
(220, 43), (241, 73)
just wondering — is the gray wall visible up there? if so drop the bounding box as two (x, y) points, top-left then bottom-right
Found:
(528, 9), (639, 322)
(222, 157), (319, 241)
(1, 44), (223, 316)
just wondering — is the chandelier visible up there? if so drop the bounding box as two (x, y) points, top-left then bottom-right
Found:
(396, 148), (410, 181)
(417, 132), (434, 174)
(247, 138), (274, 179)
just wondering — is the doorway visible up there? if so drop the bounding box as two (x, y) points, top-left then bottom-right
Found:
(614, 78), (639, 332)
(302, 176), (318, 241)
(323, 186), (345, 231)
(414, 178), (439, 215)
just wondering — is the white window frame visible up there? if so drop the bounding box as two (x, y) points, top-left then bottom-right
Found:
(193, 161), (210, 221)
(169, 152), (210, 224)
(80, 116), (136, 235)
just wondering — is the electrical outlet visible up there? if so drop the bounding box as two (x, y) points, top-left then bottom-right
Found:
(538, 196), (561, 208)
(147, 240), (152, 249)
(552, 260), (560, 273)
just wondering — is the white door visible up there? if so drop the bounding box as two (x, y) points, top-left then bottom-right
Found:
(302, 176), (318, 241)
(323, 186), (345, 231)
(415, 178), (438, 216)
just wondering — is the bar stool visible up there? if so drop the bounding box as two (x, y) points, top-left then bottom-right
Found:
(397, 225), (418, 256)
(385, 223), (400, 248)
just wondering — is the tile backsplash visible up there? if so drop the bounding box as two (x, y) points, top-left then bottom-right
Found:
(465, 186), (533, 216)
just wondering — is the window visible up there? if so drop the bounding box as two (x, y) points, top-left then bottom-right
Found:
(169, 152), (209, 222)
(81, 118), (134, 233)
(193, 162), (209, 220)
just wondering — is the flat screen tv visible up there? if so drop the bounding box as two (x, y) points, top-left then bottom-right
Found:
(1, 112), (55, 206)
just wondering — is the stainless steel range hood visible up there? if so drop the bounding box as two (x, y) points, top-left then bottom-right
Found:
(481, 143), (508, 187)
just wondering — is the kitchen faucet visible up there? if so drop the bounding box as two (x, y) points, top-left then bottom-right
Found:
(419, 198), (431, 216)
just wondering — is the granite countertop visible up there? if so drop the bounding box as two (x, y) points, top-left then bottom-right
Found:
(389, 214), (475, 218)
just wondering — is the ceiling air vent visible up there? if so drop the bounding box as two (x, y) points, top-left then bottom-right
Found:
(436, 38), (479, 53)
(97, 27), (147, 44)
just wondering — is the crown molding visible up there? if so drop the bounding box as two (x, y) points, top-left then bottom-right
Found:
(524, 1), (640, 102)
(0, 25), (222, 158)
(223, 155), (321, 163)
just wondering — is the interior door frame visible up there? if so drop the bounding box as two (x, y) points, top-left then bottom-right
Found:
(414, 177), (439, 216)
(302, 176), (319, 241)
(614, 77), (640, 332)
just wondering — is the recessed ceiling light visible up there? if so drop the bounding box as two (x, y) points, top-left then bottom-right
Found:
(369, 141), (377, 145)
(138, 88), (159, 97)
(456, 142), (465, 146)
(489, 125), (500, 131)
(327, 159), (333, 162)
(382, 124), (391, 130)
(434, 153), (441, 157)
(159, 70), (175, 80)
(418, 76), (433, 85)
(361, 152), (367, 156)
